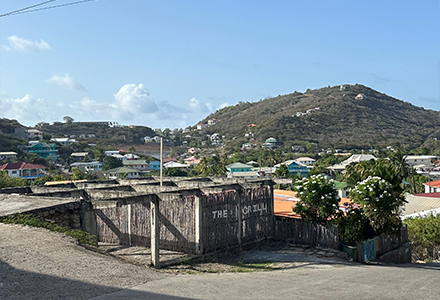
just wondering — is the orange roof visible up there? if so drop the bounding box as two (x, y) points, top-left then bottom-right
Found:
(273, 189), (353, 218)
(423, 180), (440, 188)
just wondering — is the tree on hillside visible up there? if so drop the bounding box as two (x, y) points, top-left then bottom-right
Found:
(63, 116), (74, 125)
(102, 156), (123, 170)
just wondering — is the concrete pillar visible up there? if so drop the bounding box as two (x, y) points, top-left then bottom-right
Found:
(194, 196), (203, 254)
(150, 199), (160, 267)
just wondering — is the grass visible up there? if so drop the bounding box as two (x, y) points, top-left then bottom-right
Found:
(0, 214), (97, 246)
(231, 261), (278, 273)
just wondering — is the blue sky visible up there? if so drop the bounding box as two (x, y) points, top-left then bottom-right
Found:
(0, 0), (439, 129)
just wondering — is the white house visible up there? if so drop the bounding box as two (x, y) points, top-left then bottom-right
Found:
(0, 152), (18, 161)
(405, 155), (438, 168)
(51, 137), (76, 146)
(423, 179), (440, 193)
(70, 161), (102, 173)
(197, 123), (207, 130)
(104, 150), (120, 156)
(295, 157), (316, 166)
(123, 159), (149, 171)
(328, 154), (377, 172)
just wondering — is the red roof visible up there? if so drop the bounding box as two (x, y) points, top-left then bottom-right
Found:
(162, 158), (178, 163)
(423, 180), (440, 188)
(0, 161), (46, 170)
(414, 192), (440, 198)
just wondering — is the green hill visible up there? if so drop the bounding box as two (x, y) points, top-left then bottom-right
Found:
(198, 84), (440, 149)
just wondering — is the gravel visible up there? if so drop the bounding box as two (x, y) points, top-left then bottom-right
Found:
(0, 223), (167, 300)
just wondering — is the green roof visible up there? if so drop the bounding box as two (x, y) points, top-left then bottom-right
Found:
(123, 160), (148, 165)
(105, 167), (139, 173)
(334, 181), (348, 189)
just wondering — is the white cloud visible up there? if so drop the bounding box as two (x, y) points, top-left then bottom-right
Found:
(0, 93), (53, 121)
(188, 97), (210, 113)
(111, 84), (159, 120)
(6, 35), (51, 52)
(220, 102), (229, 109)
(46, 74), (87, 92)
(0, 83), (225, 129)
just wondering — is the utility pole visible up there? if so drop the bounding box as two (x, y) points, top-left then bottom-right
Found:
(160, 137), (163, 190)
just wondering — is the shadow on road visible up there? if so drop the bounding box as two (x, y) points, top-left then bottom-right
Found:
(0, 259), (198, 300)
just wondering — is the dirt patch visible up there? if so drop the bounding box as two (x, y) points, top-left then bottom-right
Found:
(161, 241), (352, 274)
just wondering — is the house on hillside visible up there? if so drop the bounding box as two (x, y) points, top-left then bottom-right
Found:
(123, 159), (149, 171)
(263, 137), (277, 149)
(27, 129), (42, 140)
(124, 153), (140, 160)
(226, 162), (259, 179)
(149, 161), (161, 171)
(327, 154), (377, 172)
(0, 161), (46, 179)
(295, 157), (316, 166)
(104, 150), (120, 156)
(275, 160), (310, 177)
(111, 154), (127, 162)
(197, 123), (207, 130)
(70, 161), (102, 173)
(207, 118), (218, 126)
(292, 145), (306, 152)
(0, 152), (18, 161)
(405, 155), (438, 168)
(51, 137), (76, 146)
(184, 156), (201, 166)
(70, 152), (89, 162)
(164, 161), (188, 170)
(26, 142), (58, 159)
(423, 180), (440, 193)
(104, 167), (140, 179)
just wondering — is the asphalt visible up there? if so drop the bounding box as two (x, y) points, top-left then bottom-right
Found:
(91, 262), (440, 300)
(2, 223), (440, 300)
(0, 223), (166, 300)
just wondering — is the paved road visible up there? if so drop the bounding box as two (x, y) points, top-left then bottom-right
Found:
(91, 262), (440, 300)
(0, 223), (165, 300)
(2, 223), (440, 300)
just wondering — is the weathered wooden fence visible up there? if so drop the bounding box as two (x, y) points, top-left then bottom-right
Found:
(274, 216), (341, 250)
(201, 187), (274, 253)
(93, 186), (274, 254)
(94, 194), (197, 252)
(356, 227), (410, 263)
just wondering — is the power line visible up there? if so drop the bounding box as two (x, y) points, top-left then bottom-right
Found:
(0, 0), (97, 18)
(0, 0), (57, 18)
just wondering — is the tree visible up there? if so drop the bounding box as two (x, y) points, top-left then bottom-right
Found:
(72, 168), (85, 180)
(102, 156), (123, 170)
(293, 174), (340, 224)
(164, 167), (187, 176)
(350, 176), (405, 235)
(196, 156), (226, 177)
(63, 116), (74, 125)
(274, 164), (288, 177)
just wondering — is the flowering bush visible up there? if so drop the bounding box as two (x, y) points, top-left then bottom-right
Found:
(293, 174), (340, 224)
(350, 176), (405, 234)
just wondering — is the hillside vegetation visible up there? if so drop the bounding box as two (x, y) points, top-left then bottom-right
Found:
(199, 84), (440, 149)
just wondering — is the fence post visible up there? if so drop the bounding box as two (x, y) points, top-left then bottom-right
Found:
(237, 189), (242, 247)
(150, 198), (160, 267)
(195, 195), (203, 254)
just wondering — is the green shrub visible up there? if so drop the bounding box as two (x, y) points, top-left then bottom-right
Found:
(0, 214), (96, 246)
